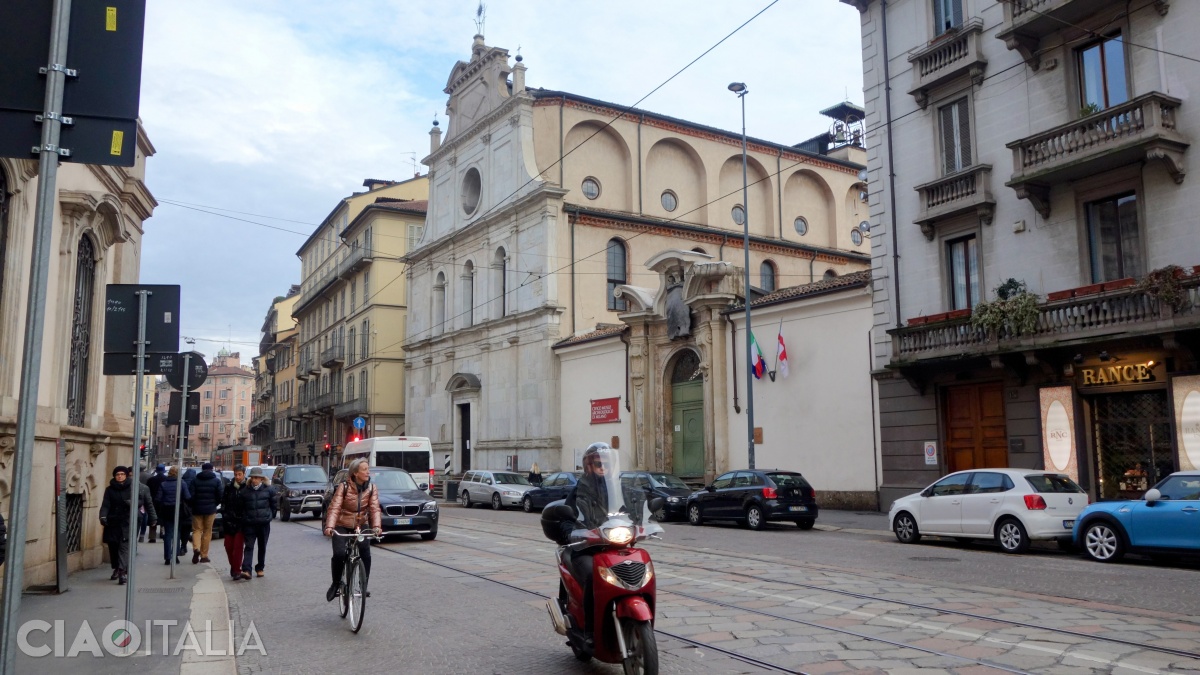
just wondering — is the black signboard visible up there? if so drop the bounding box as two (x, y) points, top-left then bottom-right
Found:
(167, 390), (200, 427)
(103, 284), (181, 354)
(166, 352), (208, 391)
(102, 351), (172, 376)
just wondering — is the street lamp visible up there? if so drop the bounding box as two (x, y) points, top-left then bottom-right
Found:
(729, 81), (755, 470)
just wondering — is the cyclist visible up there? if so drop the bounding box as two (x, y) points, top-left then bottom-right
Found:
(324, 458), (382, 602)
(557, 442), (617, 630)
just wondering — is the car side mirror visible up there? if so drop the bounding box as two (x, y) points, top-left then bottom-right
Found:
(1144, 488), (1162, 504)
(920, 488), (932, 498)
(418, 483), (429, 491)
(705, 485), (715, 492)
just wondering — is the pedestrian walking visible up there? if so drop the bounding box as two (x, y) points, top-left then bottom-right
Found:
(237, 466), (277, 579)
(528, 462), (543, 486)
(138, 461), (151, 543)
(146, 464), (166, 544)
(180, 467), (198, 555)
(189, 462), (224, 564)
(155, 466), (192, 565)
(221, 465), (248, 580)
(99, 466), (156, 584)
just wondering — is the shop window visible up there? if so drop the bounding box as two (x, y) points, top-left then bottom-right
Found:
(1078, 33), (1129, 113)
(1086, 192), (1141, 283)
(947, 234), (980, 310)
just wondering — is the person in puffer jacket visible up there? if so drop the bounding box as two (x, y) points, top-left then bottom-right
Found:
(322, 458), (382, 602)
(188, 462), (224, 565)
(235, 466), (278, 579)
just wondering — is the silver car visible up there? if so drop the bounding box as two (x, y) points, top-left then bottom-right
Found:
(458, 470), (536, 510)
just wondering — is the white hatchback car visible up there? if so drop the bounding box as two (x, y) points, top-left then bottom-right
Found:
(888, 468), (1088, 554)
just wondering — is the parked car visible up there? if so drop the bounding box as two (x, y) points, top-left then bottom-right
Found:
(686, 470), (818, 530)
(324, 467), (439, 540)
(889, 468), (1086, 554)
(1073, 470), (1200, 563)
(620, 471), (692, 521)
(272, 464), (329, 521)
(458, 470), (536, 510)
(521, 471), (582, 513)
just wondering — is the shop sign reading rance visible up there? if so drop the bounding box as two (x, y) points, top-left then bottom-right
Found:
(1078, 362), (1157, 387)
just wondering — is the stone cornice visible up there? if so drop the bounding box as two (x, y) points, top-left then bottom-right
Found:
(406, 184), (568, 265)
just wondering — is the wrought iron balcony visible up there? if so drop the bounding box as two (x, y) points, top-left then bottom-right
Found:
(914, 164), (995, 239)
(321, 343), (344, 368)
(997, 0), (1167, 69)
(889, 275), (1200, 365)
(334, 396), (368, 419)
(1006, 93), (1188, 218)
(907, 18), (986, 109)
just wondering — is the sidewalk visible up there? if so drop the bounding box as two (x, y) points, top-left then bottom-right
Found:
(812, 508), (891, 535)
(13, 539), (236, 674)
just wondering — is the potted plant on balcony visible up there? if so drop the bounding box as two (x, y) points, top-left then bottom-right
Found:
(970, 278), (1041, 338)
(1138, 265), (1191, 312)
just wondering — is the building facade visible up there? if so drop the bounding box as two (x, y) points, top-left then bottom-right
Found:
(292, 176), (429, 466)
(249, 288), (298, 461)
(189, 349), (254, 461)
(842, 0), (1200, 508)
(0, 127), (156, 586)
(404, 36), (871, 478)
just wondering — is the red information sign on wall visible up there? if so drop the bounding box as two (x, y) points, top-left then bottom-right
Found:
(590, 397), (621, 424)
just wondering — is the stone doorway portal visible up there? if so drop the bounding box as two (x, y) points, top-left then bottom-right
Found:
(670, 350), (704, 476)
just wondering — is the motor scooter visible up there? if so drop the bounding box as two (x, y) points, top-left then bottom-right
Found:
(541, 486), (664, 675)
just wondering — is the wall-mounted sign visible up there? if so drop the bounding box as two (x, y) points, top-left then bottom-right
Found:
(590, 397), (621, 424)
(1039, 386), (1079, 483)
(1075, 357), (1165, 391)
(1171, 374), (1200, 471)
(923, 441), (937, 465)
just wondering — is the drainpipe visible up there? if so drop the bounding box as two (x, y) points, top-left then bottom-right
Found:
(882, 0), (903, 328)
(777, 149), (784, 240)
(730, 319), (741, 413)
(809, 251), (815, 284)
(570, 211), (576, 335)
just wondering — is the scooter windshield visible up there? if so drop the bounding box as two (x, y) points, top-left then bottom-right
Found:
(567, 450), (664, 545)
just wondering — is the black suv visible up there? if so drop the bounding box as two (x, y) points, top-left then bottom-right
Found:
(686, 470), (818, 530)
(273, 464), (330, 521)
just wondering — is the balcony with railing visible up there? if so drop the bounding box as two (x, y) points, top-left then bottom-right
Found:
(914, 164), (995, 240)
(334, 396), (367, 419)
(321, 342), (345, 368)
(907, 18), (986, 109)
(296, 355), (313, 380)
(889, 274), (1200, 365)
(341, 246), (372, 278)
(1006, 93), (1188, 218)
(997, 0), (1165, 68)
(313, 390), (341, 412)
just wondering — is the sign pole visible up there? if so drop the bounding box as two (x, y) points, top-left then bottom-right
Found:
(169, 352), (190, 579)
(125, 289), (150, 621)
(0, 0), (73, 670)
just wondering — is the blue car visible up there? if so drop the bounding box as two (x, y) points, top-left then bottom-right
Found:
(1073, 471), (1200, 562)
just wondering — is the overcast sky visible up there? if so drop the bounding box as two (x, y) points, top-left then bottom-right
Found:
(137, 0), (864, 357)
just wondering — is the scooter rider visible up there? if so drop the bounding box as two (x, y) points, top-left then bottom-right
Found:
(558, 442), (616, 629)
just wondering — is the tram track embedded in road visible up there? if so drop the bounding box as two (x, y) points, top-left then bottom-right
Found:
(439, 513), (1200, 665)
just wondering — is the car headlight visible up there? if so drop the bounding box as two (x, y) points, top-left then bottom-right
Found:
(603, 526), (633, 545)
(421, 501), (438, 512)
(502, 490), (520, 497)
(667, 497), (681, 503)
(288, 489), (298, 497)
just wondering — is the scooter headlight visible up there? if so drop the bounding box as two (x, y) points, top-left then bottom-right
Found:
(598, 565), (622, 588)
(603, 526), (633, 545)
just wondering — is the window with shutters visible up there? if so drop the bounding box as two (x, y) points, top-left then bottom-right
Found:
(938, 97), (972, 175)
(607, 239), (628, 311)
(360, 370), (368, 402)
(361, 319), (369, 358)
(408, 223), (423, 251)
(947, 234), (980, 310)
(933, 0), (962, 36)
(350, 280), (356, 313)
(347, 327), (356, 364)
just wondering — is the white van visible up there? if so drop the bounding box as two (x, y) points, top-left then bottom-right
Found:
(341, 437), (434, 490)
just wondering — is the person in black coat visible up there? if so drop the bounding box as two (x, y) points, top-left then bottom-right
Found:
(146, 464), (166, 544)
(179, 467), (198, 555)
(155, 466), (192, 564)
(99, 466), (156, 584)
(235, 466), (277, 579)
(220, 465), (248, 580)
(188, 463), (224, 564)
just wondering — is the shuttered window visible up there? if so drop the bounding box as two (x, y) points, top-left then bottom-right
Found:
(939, 98), (972, 174)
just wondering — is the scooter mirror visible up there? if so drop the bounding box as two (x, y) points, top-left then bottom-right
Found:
(647, 497), (665, 514)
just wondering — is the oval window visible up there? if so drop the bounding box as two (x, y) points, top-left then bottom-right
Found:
(581, 177), (600, 200)
(461, 167), (482, 215)
(794, 217), (808, 236)
(660, 190), (678, 212)
(850, 229), (863, 246)
(731, 204), (746, 226)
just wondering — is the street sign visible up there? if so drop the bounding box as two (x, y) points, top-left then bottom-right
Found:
(103, 284), (180, 354)
(353, 416), (366, 430)
(167, 390), (200, 427)
(102, 351), (173, 376)
(165, 352), (208, 391)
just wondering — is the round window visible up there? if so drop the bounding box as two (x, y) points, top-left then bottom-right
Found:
(731, 205), (746, 226)
(581, 177), (600, 200)
(461, 167), (482, 215)
(794, 217), (808, 236)
(660, 190), (678, 212)
(851, 229), (863, 246)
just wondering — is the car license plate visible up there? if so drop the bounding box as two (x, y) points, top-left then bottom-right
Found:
(1063, 520), (1074, 529)
(393, 518), (411, 525)
(788, 506), (807, 512)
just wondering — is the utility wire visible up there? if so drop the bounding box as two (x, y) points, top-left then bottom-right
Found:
(999, 0), (1200, 65)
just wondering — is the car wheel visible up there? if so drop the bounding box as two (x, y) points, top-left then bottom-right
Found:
(522, 496), (533, 513)
(461, 490), (472, 508)
(420, 529), (438, 541)
(745, 504), (765, 531)
(280, 506), (291, 522)
(653, 506), (668, 522)
(491, 493), (503, 510)
(996, 517), (1030, 554)
(893, 512), (921, 544)
(1082, 522), (1125, 562)
(796, 519), (815, 530)
(687, 504), (704, 526)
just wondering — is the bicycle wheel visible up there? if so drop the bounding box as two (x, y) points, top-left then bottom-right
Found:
(338, 561), (351, 618)
(347, 558), (368, 633)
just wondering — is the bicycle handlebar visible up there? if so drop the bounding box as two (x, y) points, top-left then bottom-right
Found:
(330, 529), (382, 540)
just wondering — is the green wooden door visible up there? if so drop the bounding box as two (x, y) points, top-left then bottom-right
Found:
(671, 380), (705, 476)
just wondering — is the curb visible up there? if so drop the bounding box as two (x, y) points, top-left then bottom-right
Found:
(180, 567), (236, 674)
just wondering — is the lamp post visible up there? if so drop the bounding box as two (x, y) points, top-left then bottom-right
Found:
(728, 81), (755, 470)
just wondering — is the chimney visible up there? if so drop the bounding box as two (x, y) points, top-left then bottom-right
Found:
(430, 119), (442, 154)
(512, 54), (526, 94)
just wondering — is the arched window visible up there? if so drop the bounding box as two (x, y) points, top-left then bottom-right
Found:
(361, 319), (369, 358)
(607, 239), (627, 311)
(760, 260), (777, 293)
(493, 247), (507, 319)
(671, 349), (701, 383)
(691, 247), (706, 255)
(462, 260), (475, 326)
(67, 235), (97, 426)
(824, 269), (838, 280)
(433, 272), (446, 336)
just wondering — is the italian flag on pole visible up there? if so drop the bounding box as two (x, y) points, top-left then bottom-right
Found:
(750, 332), (767, 380)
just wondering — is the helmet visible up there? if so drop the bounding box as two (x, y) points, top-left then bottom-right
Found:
(582, 442), (613, 471)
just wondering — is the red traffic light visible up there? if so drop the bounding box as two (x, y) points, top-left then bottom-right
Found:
(352, 436), (360, 442)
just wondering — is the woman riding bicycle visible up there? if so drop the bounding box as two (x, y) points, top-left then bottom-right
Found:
(324, 458), (382, 602)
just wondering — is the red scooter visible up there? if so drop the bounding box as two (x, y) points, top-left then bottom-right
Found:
(542, 491), (664, 675)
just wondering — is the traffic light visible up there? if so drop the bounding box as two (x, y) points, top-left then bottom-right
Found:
(352, 436), (360, 443)
(139, 444), (147, 459)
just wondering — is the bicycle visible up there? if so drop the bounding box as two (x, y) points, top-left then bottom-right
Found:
(331, 528), (381, 633)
